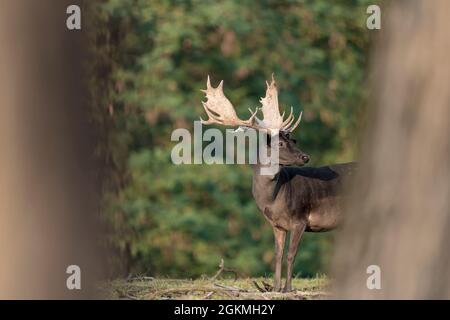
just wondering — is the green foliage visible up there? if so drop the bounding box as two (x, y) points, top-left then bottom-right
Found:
(89, 0), (373, 277)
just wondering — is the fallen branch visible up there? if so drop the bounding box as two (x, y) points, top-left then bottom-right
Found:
(145, 286), (238, 300)
(213, 283), (246, 292)
(211, 258), (239, 281)
(126, 275), (154, 282)
(252, 280), (273, 292)
(253, 280), (266, 293)
(202, 291), (214, 299)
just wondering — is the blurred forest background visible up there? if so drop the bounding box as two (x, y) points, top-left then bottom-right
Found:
(87, 0), (376, 278)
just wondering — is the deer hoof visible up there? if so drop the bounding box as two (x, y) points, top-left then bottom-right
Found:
(282, 286), (293, 293)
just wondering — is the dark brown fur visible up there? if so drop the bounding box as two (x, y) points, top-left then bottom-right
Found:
(252, 132), (355, 291)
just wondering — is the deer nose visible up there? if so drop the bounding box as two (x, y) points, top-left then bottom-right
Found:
(301, 155), (310, 163)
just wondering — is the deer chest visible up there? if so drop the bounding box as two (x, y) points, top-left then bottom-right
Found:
(261, 205), (294, 231)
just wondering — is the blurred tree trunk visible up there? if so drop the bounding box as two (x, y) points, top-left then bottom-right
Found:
(0, 1), (104, 298)
(331, 0), (450, 299)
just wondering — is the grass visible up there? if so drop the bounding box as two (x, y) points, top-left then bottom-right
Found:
(102, 275), (329, 300)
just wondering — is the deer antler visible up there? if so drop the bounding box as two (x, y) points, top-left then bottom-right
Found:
(199, 74), (302, 133)
(200, 76), (259, 128)
(255, 74), (302, 132)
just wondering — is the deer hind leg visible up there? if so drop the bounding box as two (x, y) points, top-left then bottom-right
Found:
(283, 223), (306, 292)
(272, 226), (286, 292)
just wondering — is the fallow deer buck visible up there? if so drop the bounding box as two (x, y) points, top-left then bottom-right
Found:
(199, 75), (356, 292)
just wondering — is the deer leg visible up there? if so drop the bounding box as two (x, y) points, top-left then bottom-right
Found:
(273, 227), (286, 292)
(283, 223), (306, 292)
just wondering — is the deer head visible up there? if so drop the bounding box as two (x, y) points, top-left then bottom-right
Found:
(199, 74), (310, 166)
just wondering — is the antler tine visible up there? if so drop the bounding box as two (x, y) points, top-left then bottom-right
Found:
(286, 111), (303, 132)
(281, 106), (294, 129)
(200, 76), (260, 129)
(248, 107), (260, 117)
(247, 108), (259, 124)
(259, 75), (303, 133)
(200, 75), (212, 93)
(283, 116), (295, 131)
(258, 74), (283, 131)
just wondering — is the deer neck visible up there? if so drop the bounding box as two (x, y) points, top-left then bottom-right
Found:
(251, 163), (281, 205)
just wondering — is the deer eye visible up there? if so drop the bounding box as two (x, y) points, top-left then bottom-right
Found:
(279, 141), (284, 147)
(292, 139), (297, 144)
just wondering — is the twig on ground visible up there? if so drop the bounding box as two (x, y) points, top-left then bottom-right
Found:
(213, 283), (246, 292)
(253, 280), (266, 292)
(210, 258), (239, 281)
(203, 291), (214, 299)
(262, 281), (273, 291)
(252, 280), (274, 292)
(145, 286), (238, 300)
(123, 293), (140, 300)
(126, 275), (154, 282)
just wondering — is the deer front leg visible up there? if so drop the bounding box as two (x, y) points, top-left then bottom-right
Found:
(283, 223), (306, 292)
(273, 227), (286, 292)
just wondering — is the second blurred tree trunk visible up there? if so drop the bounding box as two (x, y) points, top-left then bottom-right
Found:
(331, 0), (450, 299)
